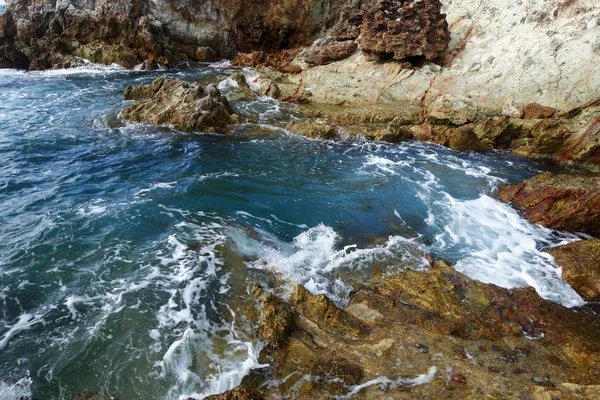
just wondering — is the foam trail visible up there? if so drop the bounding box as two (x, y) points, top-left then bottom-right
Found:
(0, 314), (44, 351)
(339, 366), (437, 399)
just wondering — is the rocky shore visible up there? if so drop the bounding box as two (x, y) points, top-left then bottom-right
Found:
(2, 0), (600, 399)
(206, 260), (600, 399)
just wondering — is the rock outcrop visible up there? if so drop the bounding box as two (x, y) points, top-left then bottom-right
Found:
(359, 0), (450, 62)
(121, 78), (238, 133)
(497, 173), (600, 236)
(0, 0), (355, 70)
(232, 261), (600, 398)
(547, 239), (600, 301)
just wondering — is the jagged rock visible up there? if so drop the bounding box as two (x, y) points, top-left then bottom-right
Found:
(524, 103), (557, 119)
(497, 173), (600, 235)
(303, 40), (358, 65)
(254, 286), (295, 349)
(547, 239), (600, 301)
(121, 78), (238, 133)
(0, 0), (355, 70)
(358, 0), (450, 62)
(134, 59), (159, 71)
(203, 386), (261, 400)
(245, 261), (600, 398)
(428, 94), (478, 125)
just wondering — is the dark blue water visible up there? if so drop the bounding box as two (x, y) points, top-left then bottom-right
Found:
(0, 64), (583, 399)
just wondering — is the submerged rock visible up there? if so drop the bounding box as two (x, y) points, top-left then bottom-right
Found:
(121, 78), (238, 133)
(548, 239), (600, 301)
(239, 261), (600, 398)
(359, 0), (451, 62)
(497, 173), (600, 236)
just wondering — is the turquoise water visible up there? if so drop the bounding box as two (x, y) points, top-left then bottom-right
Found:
(0, 63), (583, 399)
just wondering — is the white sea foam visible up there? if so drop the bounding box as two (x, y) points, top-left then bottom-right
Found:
(0, 373), (33, 400)
(149, 221), (264, 399)
(430, 194), (583, 307)
(358, 145), (584, 307)
(241, 224), (429, 307)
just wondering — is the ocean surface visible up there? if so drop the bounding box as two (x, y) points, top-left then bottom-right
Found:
(0, 62), (585, 399)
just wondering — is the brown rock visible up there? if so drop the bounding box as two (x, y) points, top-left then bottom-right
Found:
(447, 126), (482, 151)
(497, 173), (600, 235)
(524, 103), (557, 119)
(548, 239), (600, 301)
(286, 120), (342, 140)
(249, 261), (600, 398)
(304, 41), (358, 65)
(254, 286), (295, 349)
(121, 78), (237, 133)
(359, 0), (450, 62)
(232, 49), (301, 73)
(203, 386), (261, 400)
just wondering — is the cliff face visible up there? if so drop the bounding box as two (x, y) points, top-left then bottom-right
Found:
(0, 0), (353, 69)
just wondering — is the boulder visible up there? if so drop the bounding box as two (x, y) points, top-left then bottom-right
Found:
(121, 78), (238, 133)
(497, 173), (600, 235)
(548, 239), (600, 301)
(358, 0), (450, 62)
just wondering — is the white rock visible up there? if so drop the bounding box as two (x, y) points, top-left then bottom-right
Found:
(502, 100), (524, 118)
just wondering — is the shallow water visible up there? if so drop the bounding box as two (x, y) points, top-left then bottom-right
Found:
(0, 62), (584, 399)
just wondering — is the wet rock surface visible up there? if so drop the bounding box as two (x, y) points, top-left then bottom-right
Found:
(547, 239), (600, 301)
(497, 173), (600, 236)
(233, 261), (600, 398)
(121, 78), (238, 133)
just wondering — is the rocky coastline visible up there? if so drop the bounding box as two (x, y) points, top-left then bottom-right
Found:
(2, 0), (600, 399)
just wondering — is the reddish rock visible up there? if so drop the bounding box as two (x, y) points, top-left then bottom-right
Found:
(304, 41), (358, 65)
(523, 103), (557, 119)
(548, 239), (600, 301)
(359, 0), (450, 62)
(232, 49), (301, 73)
(497, 173), (600, 235)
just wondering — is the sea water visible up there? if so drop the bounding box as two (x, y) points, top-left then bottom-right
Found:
(0, 62), (585, 399)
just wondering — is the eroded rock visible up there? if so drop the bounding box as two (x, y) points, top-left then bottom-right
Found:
(497, 173), (600, 235)
(121, 78), (238, 133)
(358, 0), (450, 62)
(548, 239), (600, 301)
